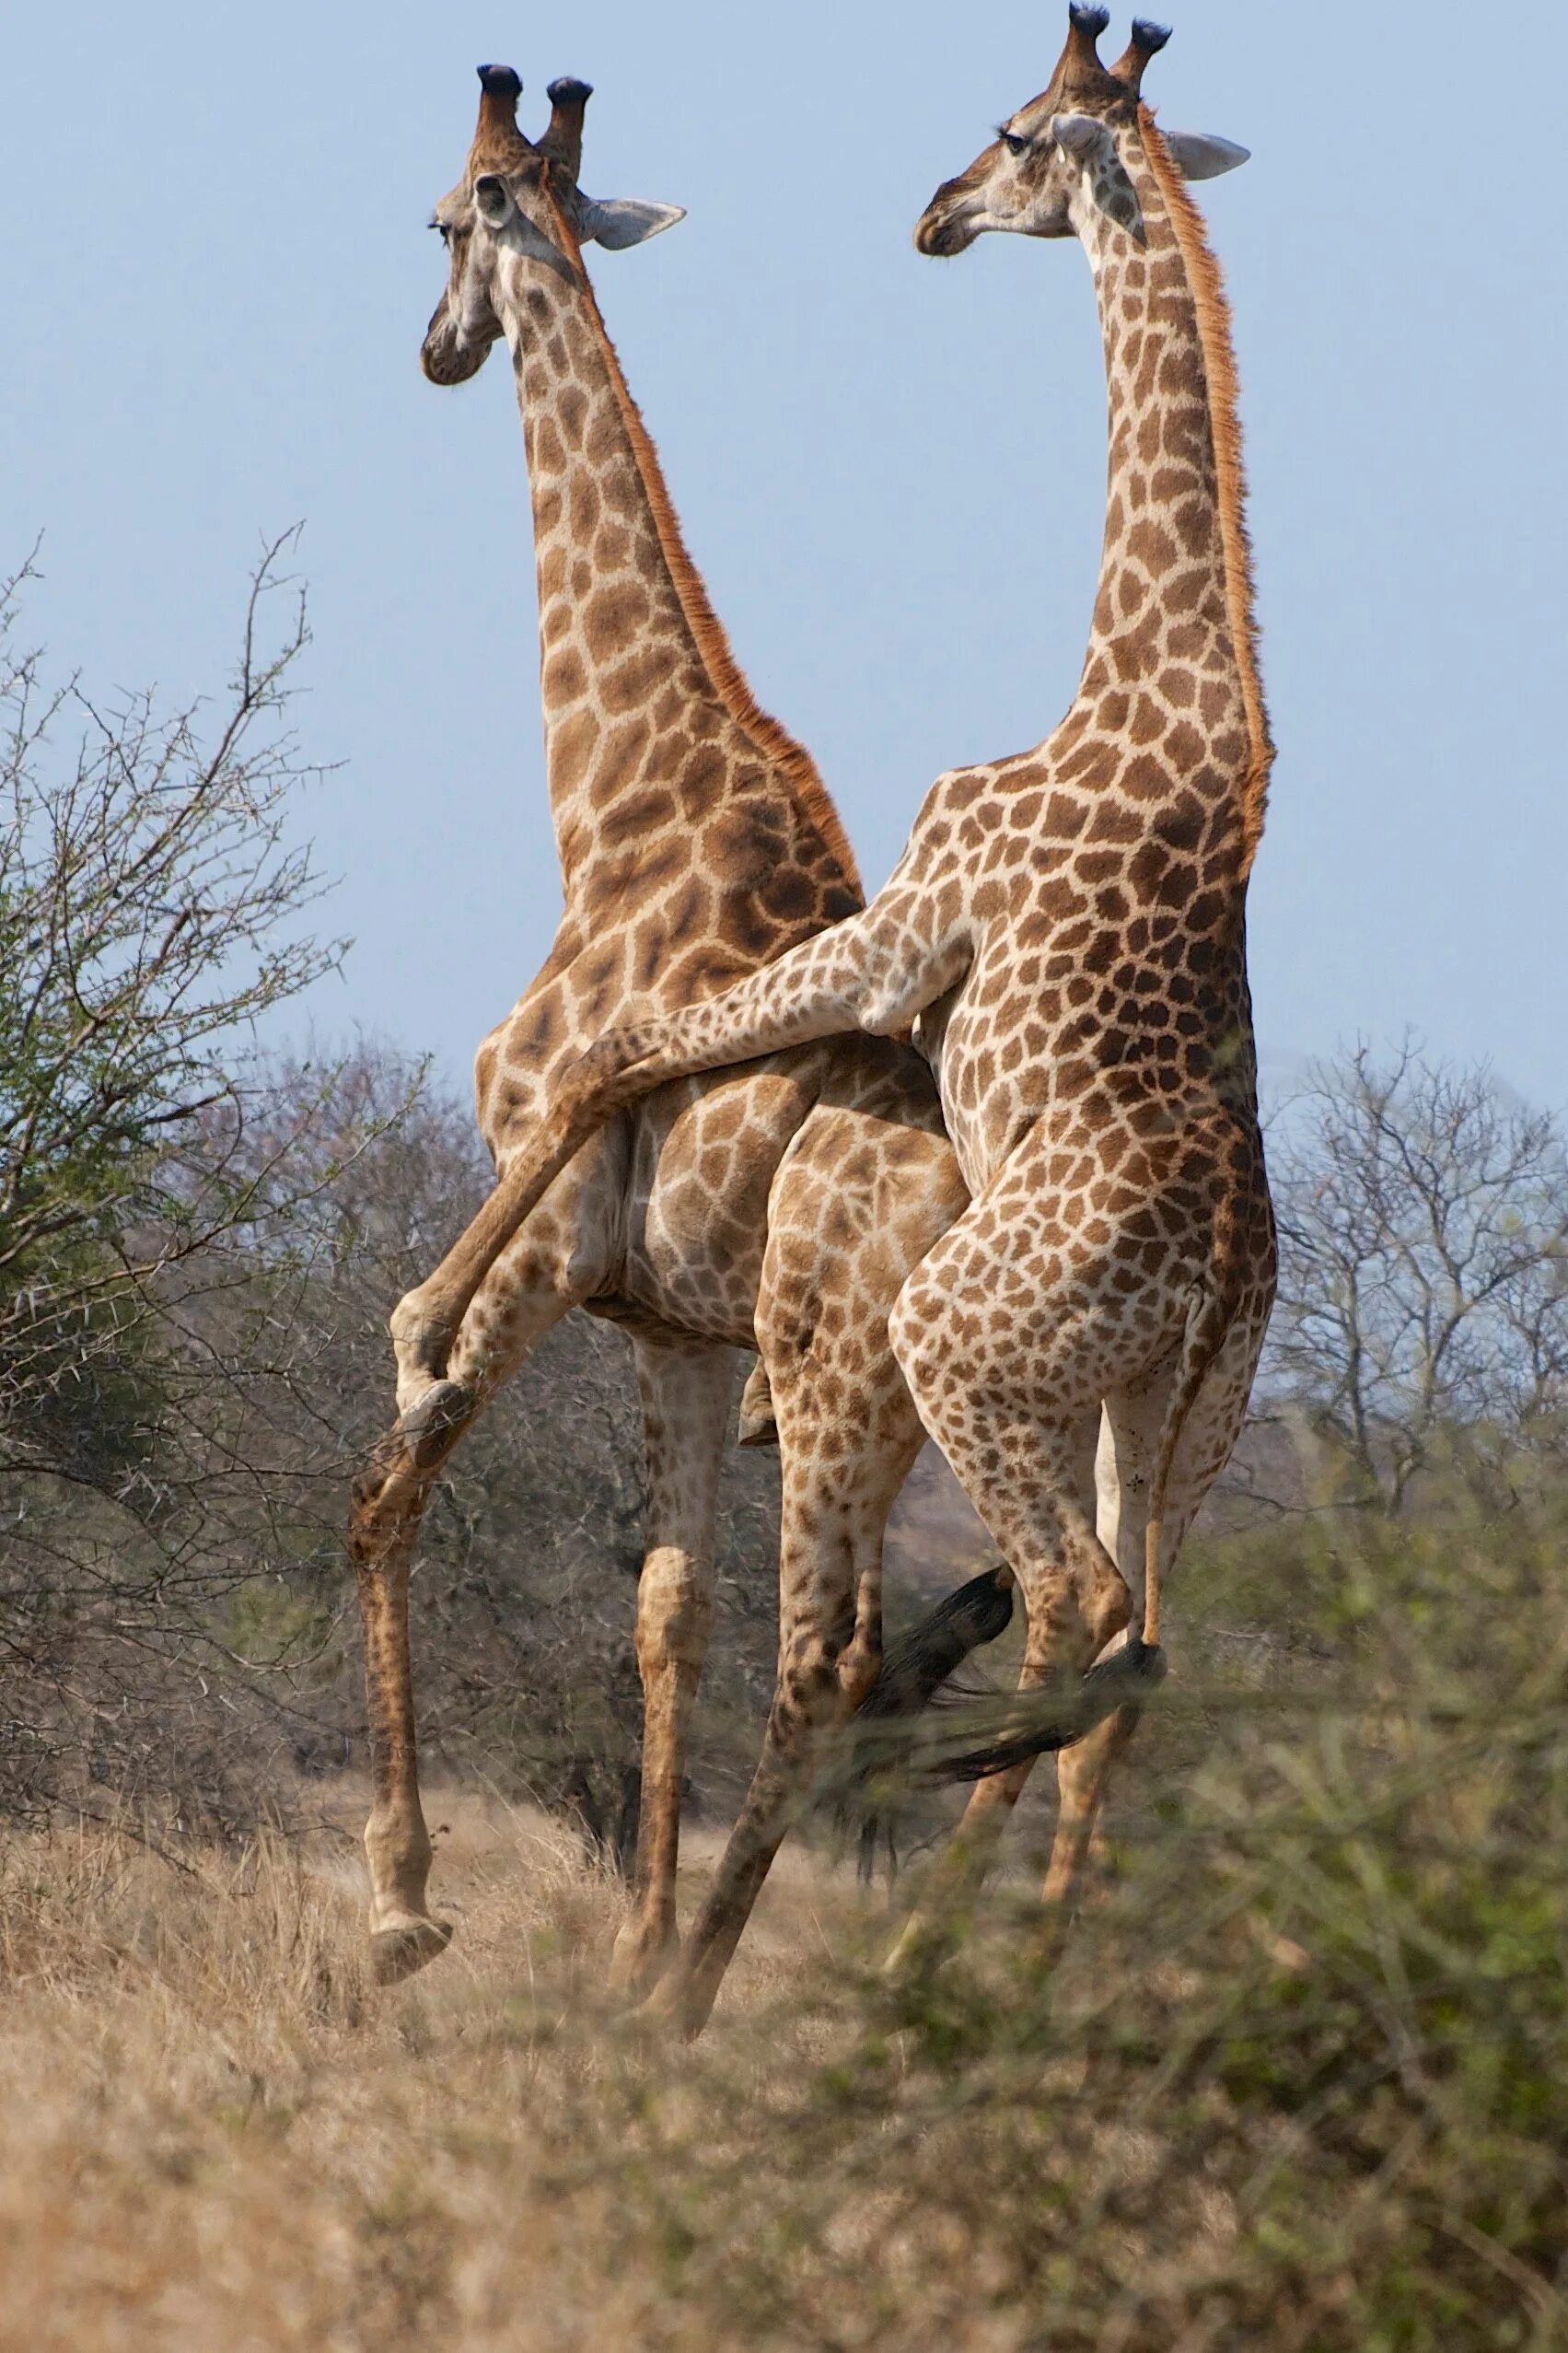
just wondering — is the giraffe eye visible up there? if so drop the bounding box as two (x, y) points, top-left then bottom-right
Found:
(429, 219), (452, 244)
(999, 129), (1030, 158)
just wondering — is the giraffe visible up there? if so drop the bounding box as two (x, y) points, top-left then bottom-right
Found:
(377, 11), (1278, 2028)
(347, 64), (970, 1991)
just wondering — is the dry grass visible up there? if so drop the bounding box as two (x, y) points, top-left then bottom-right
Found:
(5, 1500), (1567, 2351)
(0, 1795), (895, 2353)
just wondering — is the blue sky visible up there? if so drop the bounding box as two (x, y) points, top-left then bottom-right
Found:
(4, 1), (1563, 1107)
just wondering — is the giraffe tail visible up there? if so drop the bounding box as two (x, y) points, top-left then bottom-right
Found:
(854, 1563), (1017, 1734)
(836, 1564), (1017, 1879)
(1138, 1153), (1254, 1656)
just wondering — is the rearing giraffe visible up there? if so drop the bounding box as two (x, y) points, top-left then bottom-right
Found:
(379, 12), (1277, 2029)
(348, 66), (969, 1991)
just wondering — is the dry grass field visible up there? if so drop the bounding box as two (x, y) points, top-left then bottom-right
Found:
(0, 1796), (904, 2353)
(3, 1501), (1566, 2352)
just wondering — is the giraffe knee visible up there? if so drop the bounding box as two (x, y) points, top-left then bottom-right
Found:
(636, 1548), (713, 1674)
(768, 1618), (859, 1747)
(836, 1629), (882, 1710)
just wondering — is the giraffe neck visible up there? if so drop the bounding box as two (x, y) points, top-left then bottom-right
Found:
(493, 197), (859, 904)
(1076, 112), (1272, 878)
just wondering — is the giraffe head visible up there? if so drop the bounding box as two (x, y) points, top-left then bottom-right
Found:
(915, 8), (1248, 259)
(422, 65), (685, 387)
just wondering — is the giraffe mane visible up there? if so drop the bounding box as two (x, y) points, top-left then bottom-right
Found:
(538, 181), (865, 902)
(1138, 109), (1273, 879)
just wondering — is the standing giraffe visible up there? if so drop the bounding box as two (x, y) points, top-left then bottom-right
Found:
(377, 12), (1276, 2029)
(348, 66), (970, 1990)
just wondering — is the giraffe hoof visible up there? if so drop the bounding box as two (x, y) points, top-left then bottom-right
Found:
(609, 1925), (678, 2004)
(881, 1914), (957, 1981)
(369, 1915), (454, 1986)
(635, 1969), (706, 2040)
(400, 1380), (471, 1469)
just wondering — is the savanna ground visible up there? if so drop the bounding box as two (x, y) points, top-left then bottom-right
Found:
(4, 1498), (1565, 2353)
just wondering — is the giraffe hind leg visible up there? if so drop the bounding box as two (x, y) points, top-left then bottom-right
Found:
(610, 1334), (737, 1999)
(645, 1104), (953, 2033)
(881, 1187), (1169, 1963)
(648, 1390), (927, 2036)
(1038, 1310), (1272, 1921)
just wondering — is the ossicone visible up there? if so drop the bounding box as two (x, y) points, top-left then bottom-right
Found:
(541, 76), (593, 177)
(470, 60), (531, 169)
(1055, 5), (1124, 103)
(1112, 19), (1172, 95)
(1067, 4), (1112, 39)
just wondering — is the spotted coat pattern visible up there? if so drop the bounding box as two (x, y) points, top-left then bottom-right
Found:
(387, 21), (1279, 2027)
(346, 69), (967, 1997)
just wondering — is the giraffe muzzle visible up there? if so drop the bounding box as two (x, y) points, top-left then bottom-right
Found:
(421, 292), (500, 388)
(915, 184), (983, 259)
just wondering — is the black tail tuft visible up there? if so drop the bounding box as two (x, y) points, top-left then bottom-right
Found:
(841, 1565), (1016, 1886)
(930, 1639), (1167, 1784)
(856, 1565), (1016, 1728)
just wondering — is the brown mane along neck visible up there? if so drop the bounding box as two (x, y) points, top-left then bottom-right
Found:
(539, 182), (863, 897)
(1135, 109), (1272, 879)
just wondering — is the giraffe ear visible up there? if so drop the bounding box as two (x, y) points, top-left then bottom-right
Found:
(1162, 132), (1251, 181)
(1051, 113), (1147, 248)
(578, 196), (687, 250)
(473, 174), (516, 228)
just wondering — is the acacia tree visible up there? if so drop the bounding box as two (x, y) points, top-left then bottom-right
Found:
(1268, 1042), (1568, 1512)
(0, 536), (368, 1820)
(0, 530), (345, 1484)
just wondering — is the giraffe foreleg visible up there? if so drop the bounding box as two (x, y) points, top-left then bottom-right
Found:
(348, 1182), (615, 1983)
(611, 1335), (736, 1999)
(350, 1510), (453, 1986)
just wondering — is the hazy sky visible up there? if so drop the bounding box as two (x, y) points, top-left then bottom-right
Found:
(5, 2), (1563, 1107)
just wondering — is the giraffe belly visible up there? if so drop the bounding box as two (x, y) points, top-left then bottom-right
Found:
(614, 1064), (822, 1347)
